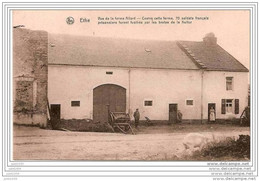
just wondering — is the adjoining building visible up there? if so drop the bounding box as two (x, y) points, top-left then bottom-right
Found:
(13, 28), (48, 126)
(47, 32), (249, 123)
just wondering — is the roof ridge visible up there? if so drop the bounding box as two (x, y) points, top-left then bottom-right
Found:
(49, 33), (178, 43)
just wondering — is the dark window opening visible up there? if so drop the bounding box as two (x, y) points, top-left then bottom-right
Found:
(106, 71), (113, 75)
(71, 101), (80, 107)
(186, 100), (193, 105)
(144, 100), (153, 106)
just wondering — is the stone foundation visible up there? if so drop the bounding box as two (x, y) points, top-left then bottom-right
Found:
(13, 112), (47, 127)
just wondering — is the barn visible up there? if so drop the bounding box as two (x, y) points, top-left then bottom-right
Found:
(47, 32), (249, 124)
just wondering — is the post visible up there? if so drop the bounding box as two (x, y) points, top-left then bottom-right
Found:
(106, 104), (110, 123)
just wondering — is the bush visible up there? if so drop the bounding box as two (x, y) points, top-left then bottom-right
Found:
(201, 135), (250, 159)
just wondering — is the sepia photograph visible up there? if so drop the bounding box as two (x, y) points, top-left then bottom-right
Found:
(12, 9), (250, 162)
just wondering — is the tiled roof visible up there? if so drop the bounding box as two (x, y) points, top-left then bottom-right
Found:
(177, 41), (248, 72)
(48, 34), (248, 72)
(48, 34), (199, 70)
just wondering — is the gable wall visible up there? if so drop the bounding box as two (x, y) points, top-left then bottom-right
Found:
(202, 71), (248, 119)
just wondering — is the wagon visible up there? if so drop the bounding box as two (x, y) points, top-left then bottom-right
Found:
(109, 112), (135, 134)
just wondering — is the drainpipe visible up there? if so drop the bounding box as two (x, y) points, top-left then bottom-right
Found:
(128, 68), (131, 115)
(201, 70), (204, 124)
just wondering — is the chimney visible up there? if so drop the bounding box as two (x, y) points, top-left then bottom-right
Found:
(203, 32), (217, 45)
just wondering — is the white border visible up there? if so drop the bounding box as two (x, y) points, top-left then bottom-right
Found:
(0, 2), (258, 180)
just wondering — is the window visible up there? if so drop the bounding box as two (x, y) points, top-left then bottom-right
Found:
(186, 100), (193, 105)
(226, 77), (233, 90)
(221, 99), (239, 114)
(71, 101), (80, 107)
(226, 99), (233, 113)
(144, 100), (153, 106)
(106, 71), (113, 75)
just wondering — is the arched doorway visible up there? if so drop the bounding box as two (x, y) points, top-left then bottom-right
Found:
(93, 84), (126, 122)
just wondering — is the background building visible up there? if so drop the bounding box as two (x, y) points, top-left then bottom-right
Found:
(13, 28), (48, 126)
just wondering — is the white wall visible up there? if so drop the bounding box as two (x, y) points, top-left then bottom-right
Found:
(48, 65), (130, 119)
(129, 69), (202, 120)
(202, 71), (248, 119)
(49, 65), (202, 120)
(48, 65), (248, 121)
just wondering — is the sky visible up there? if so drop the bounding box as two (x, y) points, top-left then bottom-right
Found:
(13, 10), (250, 69)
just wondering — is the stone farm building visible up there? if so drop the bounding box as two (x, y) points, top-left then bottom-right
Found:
(13, 28), (48, 126)
(13, 28), (249, 126)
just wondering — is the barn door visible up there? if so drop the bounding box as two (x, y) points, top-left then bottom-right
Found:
(208, 103), (216, 122)
(93, 84), (126, 122)
(169, 104), (178, 123)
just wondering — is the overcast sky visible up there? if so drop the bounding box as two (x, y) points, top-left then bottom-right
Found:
(13, 10), (250, 69)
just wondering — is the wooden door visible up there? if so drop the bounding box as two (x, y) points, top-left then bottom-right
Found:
(93, 84), (126, 122)
(50, 104), (60, 128)
(208, 103), (216, 121)
(169, 104), (178, 123)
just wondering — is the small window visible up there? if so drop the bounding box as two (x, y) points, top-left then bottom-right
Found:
(226, 77), (233, 90)
(71, 101), (80, 107)
(106, 71), (113, 75)
(144, 100), (153, 106)
(186, 100), (193, 105)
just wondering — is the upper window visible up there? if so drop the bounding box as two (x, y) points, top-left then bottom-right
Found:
(144, 100), (153, 106)
(71, 101), (80, 107)
(106, 71), (113, 75)
(186, 100), (193, 106)
(226, 77), (233, 90)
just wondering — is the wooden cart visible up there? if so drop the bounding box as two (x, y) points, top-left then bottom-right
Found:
(109, 112), (135, 134)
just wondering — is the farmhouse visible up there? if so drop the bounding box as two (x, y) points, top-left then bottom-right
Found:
(47, 32), (248, 124)
(12, 27), (248, 127)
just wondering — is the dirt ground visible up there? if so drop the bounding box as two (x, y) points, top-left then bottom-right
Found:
(13, 124), (250, 160)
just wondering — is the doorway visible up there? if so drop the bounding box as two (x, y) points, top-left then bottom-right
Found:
(93, 84), (126, 122)
(169, 104), (178, 123)
(50, 104), (61, 128)
(208, 103), (216, 122)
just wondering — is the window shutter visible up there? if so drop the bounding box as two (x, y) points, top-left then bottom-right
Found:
(221, 99), (226, 114)
(235, 99), (239, 114)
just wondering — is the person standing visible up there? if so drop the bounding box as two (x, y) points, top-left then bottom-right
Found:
(177, 110), (183, 123)
(133, 109), (140, 128)
(210, 107), (216, 122)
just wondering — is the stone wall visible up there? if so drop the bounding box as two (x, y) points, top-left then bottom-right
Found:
(13, 28), (48, 126)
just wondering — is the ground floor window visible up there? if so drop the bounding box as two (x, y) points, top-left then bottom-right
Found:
(71, 101), (80, 107)
(186, 100), (193, 106)
(221, 99), (239, 114)
(226, 99), (233, 113)
(144, 100), (153, 106)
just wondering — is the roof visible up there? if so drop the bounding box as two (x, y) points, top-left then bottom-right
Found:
(48, 34), (199, 70)
(48, 34), (248, 72)
(177, 41), (249, 72)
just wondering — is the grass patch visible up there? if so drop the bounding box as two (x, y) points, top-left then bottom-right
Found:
(188, 135), (250, 161)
